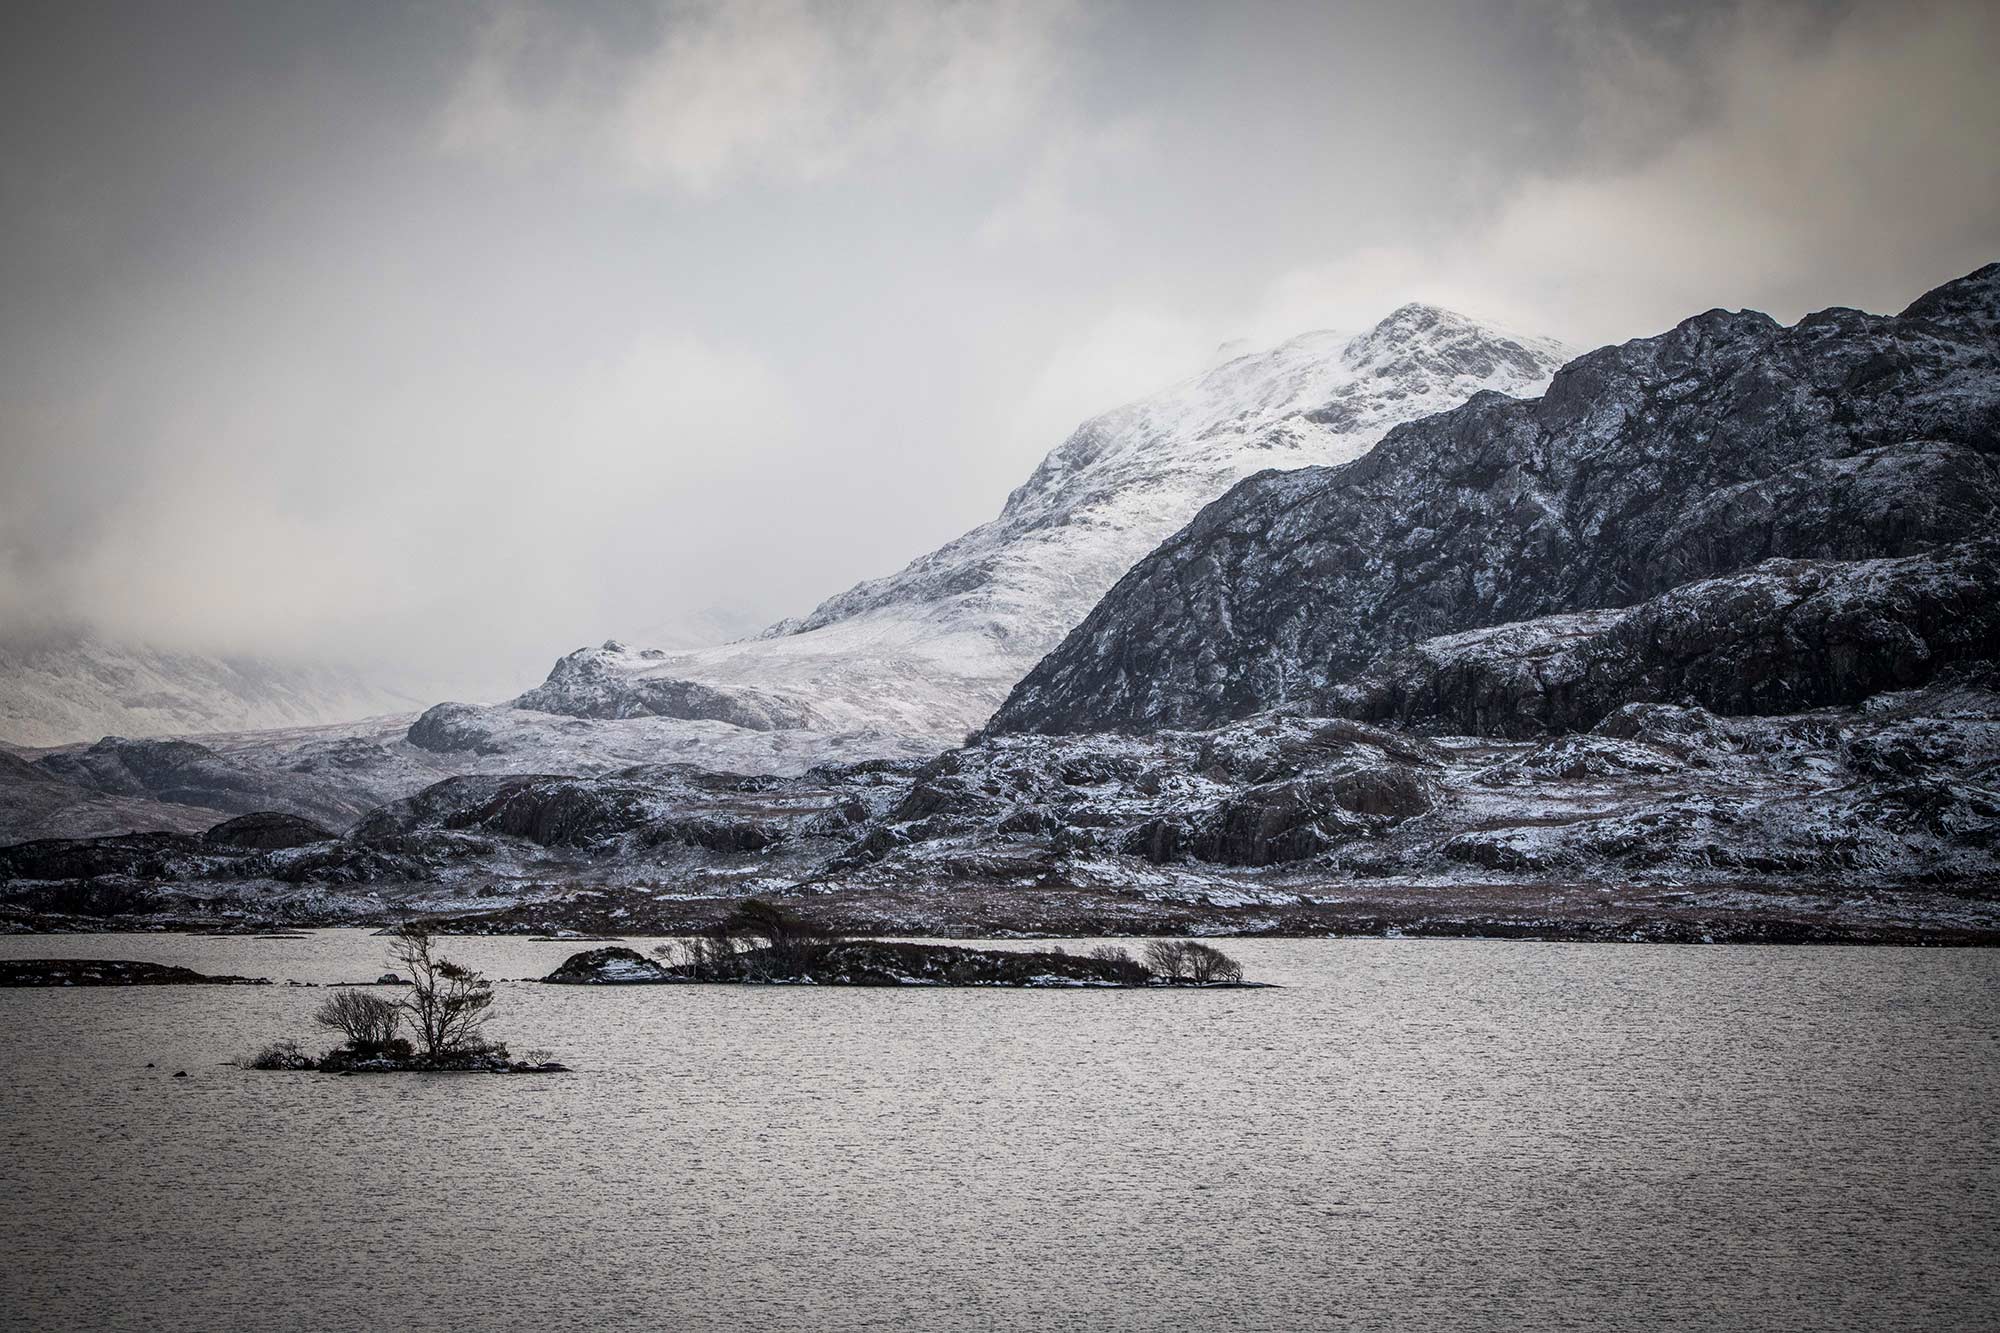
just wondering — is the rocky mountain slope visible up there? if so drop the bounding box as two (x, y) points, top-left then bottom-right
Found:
(0, 628), (420, 748)
(5, 670), (1994, 942)
(989, 265), (2000, 736)
(410, 307), (1567, 768)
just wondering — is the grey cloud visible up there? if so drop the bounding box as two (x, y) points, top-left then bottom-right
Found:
(0, 0), (1992, 698)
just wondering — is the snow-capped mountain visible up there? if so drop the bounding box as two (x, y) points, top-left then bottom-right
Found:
(989, 263), (2000, 736)
(0, 629), (422, 748)
(416, 304), (1568, 768)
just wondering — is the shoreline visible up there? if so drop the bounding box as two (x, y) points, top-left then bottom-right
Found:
(4, 918), (1996, 948)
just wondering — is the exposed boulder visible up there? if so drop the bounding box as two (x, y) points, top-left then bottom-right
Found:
(543, 946), (673, 984)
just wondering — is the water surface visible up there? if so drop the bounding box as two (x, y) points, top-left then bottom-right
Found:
(2, 932), (1995, 1331)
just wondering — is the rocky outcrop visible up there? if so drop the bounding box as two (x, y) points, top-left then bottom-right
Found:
(510, 643), (826, 730)
(346, 763), (887, 857)
(0, 831), (210, 882)
(543, 946), (673, 983)
(1325, 542), (2000, 736)
(203, 811), (338, 851)
(0, 749), (228, 842)
(32, 735), (372, 828)
(838, 715), (1441, 872)
(832, 674), (2000, 901)
(989, 264), (2000, 736)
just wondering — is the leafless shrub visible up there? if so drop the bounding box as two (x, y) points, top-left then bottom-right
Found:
(1143, 939), (1190, 980)
(246, 1039), (316, 1071)
(313, 990), (402, 1052)
(1088, 944), (1149, 985)
(723, 899), (842, 951)
(1143, 939), (1244, 984)
(654, 933), (739, 979)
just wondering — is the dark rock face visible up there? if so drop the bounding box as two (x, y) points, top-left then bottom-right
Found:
(203, 812), (337, 851)
(1326, 542), (2000, 737)
(989, 264), (2000, 736)
(840, 715), (1439, 872)
(0, 831), (208, 882)
(510, 644), (824, 730)
(33, 735), (370, 827)
(349, 766), (826, 855)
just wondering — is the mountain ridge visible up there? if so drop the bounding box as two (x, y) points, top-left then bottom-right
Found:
(446, 304), (1569, 765)
(987, 264), (2000, 736)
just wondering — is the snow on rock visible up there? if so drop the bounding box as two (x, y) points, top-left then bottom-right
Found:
(461, 307), (1569, 760)
(989, 263), (2000, 736)
(1325, 542), (2000, 737)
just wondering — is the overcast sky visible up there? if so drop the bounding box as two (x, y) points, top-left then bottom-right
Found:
(2, 0), (1995, 696)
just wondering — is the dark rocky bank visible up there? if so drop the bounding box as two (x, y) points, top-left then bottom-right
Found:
(0, 958), (269, 986)
(543, 940), (1264, 987)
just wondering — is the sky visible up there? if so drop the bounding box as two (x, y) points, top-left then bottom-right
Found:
(2, 0), (1996, 697)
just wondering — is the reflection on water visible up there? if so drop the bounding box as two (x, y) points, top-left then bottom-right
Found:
(1, 932), (1996, 1332)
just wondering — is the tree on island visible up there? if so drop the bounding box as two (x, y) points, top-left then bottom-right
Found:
(389, 923), (495, 1059)
(249, 924), (563, 1073)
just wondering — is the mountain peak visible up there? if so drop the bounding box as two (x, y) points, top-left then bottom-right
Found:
(1343, 302), (1569, 385)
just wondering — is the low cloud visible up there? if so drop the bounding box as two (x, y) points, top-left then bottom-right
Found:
(443, 0), (1080, 193)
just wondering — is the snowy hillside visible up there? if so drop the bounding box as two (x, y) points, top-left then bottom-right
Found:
(451, 305), (1569, 758)
(0, 629), (422, 748)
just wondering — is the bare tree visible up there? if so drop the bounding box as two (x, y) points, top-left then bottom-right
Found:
(1143, 939), (1244, 984)
(313, 990), (402, 1053)
(716, 898), (841, 973)
(1088, 944), (1149, 985)
(1144, 939), (1191, 981)
(390, 925), (495, 1058)
(1182, 941), (1243, 984)
(654, 932), (739, 980)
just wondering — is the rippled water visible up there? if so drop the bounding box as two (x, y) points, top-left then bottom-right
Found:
(1, 932), (1996, 1332)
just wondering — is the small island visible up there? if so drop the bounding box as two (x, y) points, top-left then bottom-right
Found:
(1, 959), (269, 987)
(248, 925), (567, 1074)
(546, 899), (1263, 988)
